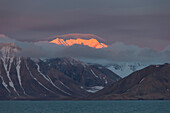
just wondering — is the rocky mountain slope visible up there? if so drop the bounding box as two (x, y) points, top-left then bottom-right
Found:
(46, 58), (121, 92)
(91, 63), (170, 100)
(0, 43), (120, 100)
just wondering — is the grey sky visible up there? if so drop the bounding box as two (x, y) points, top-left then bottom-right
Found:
(0, 0), (170, 50)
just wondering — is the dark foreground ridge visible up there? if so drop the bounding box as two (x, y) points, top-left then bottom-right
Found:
(90, 63), (170, 100)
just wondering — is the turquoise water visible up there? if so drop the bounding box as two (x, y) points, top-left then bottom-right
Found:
(0, 100), (170, 113)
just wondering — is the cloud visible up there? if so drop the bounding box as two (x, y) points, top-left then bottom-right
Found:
(0, 34), (17, 43)
(18, 42), (170, 64)
(106, 43), (170, 63)
(1, 35), (169, 64)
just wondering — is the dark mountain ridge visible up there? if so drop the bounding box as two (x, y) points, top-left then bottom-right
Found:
(0, 43), (120, 100)
(91, 63), (170, 100)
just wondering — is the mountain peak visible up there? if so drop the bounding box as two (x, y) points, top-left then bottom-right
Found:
(49, 33), (108, 49)
(0, 43), (21, 57)
(50, 33), (105, 41)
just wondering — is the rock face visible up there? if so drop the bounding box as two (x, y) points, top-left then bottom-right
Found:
(92, 63), (170, 100)
(46, 58), (121, 92)
(0, 43), (120, 100)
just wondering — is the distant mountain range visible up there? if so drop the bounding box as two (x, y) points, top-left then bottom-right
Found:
(0, 42), (169, 100)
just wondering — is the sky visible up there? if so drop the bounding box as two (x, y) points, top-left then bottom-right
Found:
(0, 0), (170, 51)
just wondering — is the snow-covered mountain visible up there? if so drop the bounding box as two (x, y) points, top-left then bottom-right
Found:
(49, 33), (108, 49)
(83, 59), (150, 78)
(104, 63), (149, 78)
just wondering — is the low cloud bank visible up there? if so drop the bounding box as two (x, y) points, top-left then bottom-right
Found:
(0, 35), (169, 64)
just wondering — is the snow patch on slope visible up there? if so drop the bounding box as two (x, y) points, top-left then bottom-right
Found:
(26, 62), (55, 94)
(59, 81), (70, 89)
(36, 63), (71, 95)
(16, 57), (26, 95)
(90, 69), (98, 78)
(0, 70), (10, 93)
(86, 86), (104, 93)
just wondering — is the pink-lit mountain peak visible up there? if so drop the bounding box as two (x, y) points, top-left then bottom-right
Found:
(49, 33), (108, 49)
(50, 33), (105, 41)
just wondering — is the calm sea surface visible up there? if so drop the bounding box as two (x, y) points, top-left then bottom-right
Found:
(0, 100), (170, 113)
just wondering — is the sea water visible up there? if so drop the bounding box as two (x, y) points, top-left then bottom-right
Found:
(0, 100), (170, 113)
